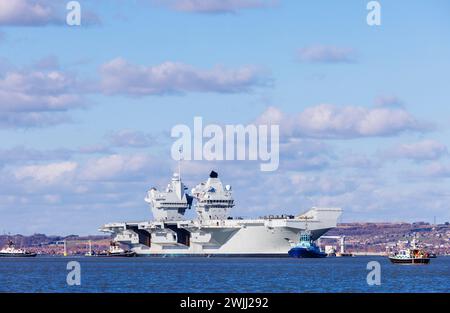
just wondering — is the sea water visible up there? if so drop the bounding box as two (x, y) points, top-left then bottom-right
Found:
(0, 256), (449, 293)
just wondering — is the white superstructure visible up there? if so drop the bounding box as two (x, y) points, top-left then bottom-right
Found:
(100, 170), (342, 256)
(144, 173), (193, 222)
(192, 170), (234, 220)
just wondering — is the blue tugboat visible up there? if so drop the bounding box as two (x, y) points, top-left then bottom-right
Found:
(288, 228), (327, 258)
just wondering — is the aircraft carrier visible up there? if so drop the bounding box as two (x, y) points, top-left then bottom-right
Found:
(100, 170), (342, 256)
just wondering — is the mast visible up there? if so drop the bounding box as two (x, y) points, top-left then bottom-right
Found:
(298, 214), (313, 242)
(178, 147), (183, 179)
(299, 214), (313, 232)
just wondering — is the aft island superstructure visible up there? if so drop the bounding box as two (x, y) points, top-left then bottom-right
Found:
(100, 171), (342, 256)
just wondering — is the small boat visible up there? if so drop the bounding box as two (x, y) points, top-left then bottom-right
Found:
(388, 238), (430, 265)
(288, 219), (327, 258)
(96, 241), (136, 257)
(0, 241), (37, 257)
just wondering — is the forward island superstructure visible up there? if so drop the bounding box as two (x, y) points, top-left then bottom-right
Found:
(100, 170), (342, 256)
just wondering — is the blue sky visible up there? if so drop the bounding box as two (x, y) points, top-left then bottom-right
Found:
(1, 0), (450, 235)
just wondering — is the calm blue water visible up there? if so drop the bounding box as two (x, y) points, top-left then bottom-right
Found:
(0, 256), (449, 293)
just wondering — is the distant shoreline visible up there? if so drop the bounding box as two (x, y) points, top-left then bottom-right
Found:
(2, 221), (449, 256)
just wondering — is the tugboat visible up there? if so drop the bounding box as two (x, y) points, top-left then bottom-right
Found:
(388, 238), (431, 265)
(288, 218), (327, 258)
(0, 241), (37, 257)
(96, 241), (136, 257)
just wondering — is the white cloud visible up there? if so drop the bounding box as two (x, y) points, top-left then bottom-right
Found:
(0, 0), (100, 26)
(43, 194), (61, 204)
(289, 173), (357, 196)
(0, 62), (86, 127)
(13, 161), (77, 184)
(422, 162), (450, 177)
(0, 111), (71, 128)
(0, 0), (62, 26)
(257, 105), (428, 139)
(1, 57), (267, 128)
(99, 58), (269, 96)
(278, 138), (334, 171)
(32, 55), (60, 70)
(374, 95), (404, 108)
(156, 0), (276, 14)
(0, 70), (79, 105)
(107, 129), (156, 148)
(77, 144), (112, 155)
(79, 154), (156, 181)
(386, 140), (448, 161)
(297, 45), (356, 63)
(0, 146), (72, 164)
(338, 152), (381, 169)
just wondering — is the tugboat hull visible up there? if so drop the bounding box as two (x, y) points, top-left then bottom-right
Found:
(288, 247), (327, 258)
(389, 257), (430, 264)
